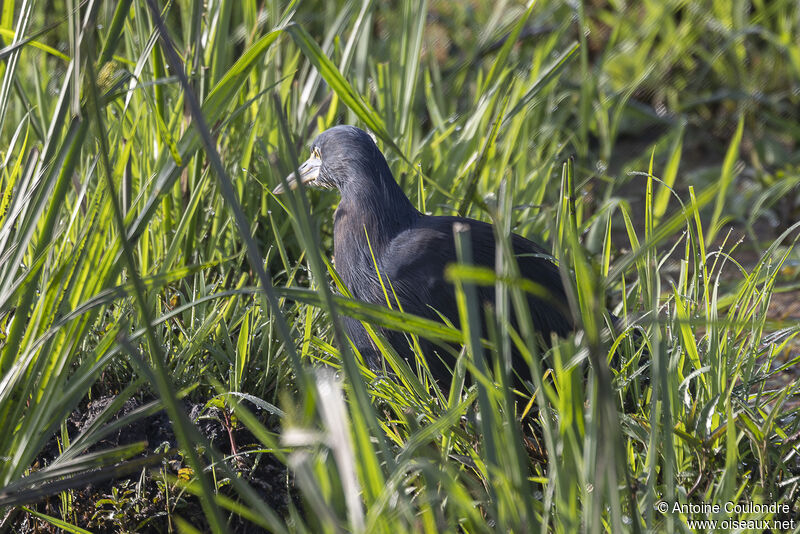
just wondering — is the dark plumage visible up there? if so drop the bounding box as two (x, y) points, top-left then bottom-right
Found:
(275, 125), (574, 386)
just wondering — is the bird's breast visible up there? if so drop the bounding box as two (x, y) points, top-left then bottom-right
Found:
(332, 207), (379, 301)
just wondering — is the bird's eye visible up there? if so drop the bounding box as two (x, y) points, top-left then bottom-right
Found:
(312, 147), (321, 159)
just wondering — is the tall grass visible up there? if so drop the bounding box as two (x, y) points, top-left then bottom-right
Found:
(1, 0), (798, 531)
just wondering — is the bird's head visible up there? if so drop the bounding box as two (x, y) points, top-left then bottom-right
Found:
(273, 125), (386, 194)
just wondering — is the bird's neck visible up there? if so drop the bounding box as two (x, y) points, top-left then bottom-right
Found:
(339, 160), (418, 238)
(333, 171), (418, 297)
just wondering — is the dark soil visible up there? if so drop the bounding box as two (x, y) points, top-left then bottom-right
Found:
(9, 394), (295, 533)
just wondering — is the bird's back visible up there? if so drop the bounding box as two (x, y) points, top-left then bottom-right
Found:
(382, 215), (573, 337)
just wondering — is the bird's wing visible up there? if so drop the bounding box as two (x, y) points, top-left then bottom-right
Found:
(379, 224), (461, 322)
(383, 216), (573, 338)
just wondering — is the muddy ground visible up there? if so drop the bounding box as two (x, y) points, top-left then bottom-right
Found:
(7, 395), (295, 533)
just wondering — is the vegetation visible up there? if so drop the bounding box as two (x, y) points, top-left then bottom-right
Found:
(1, 0), (798, 531)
